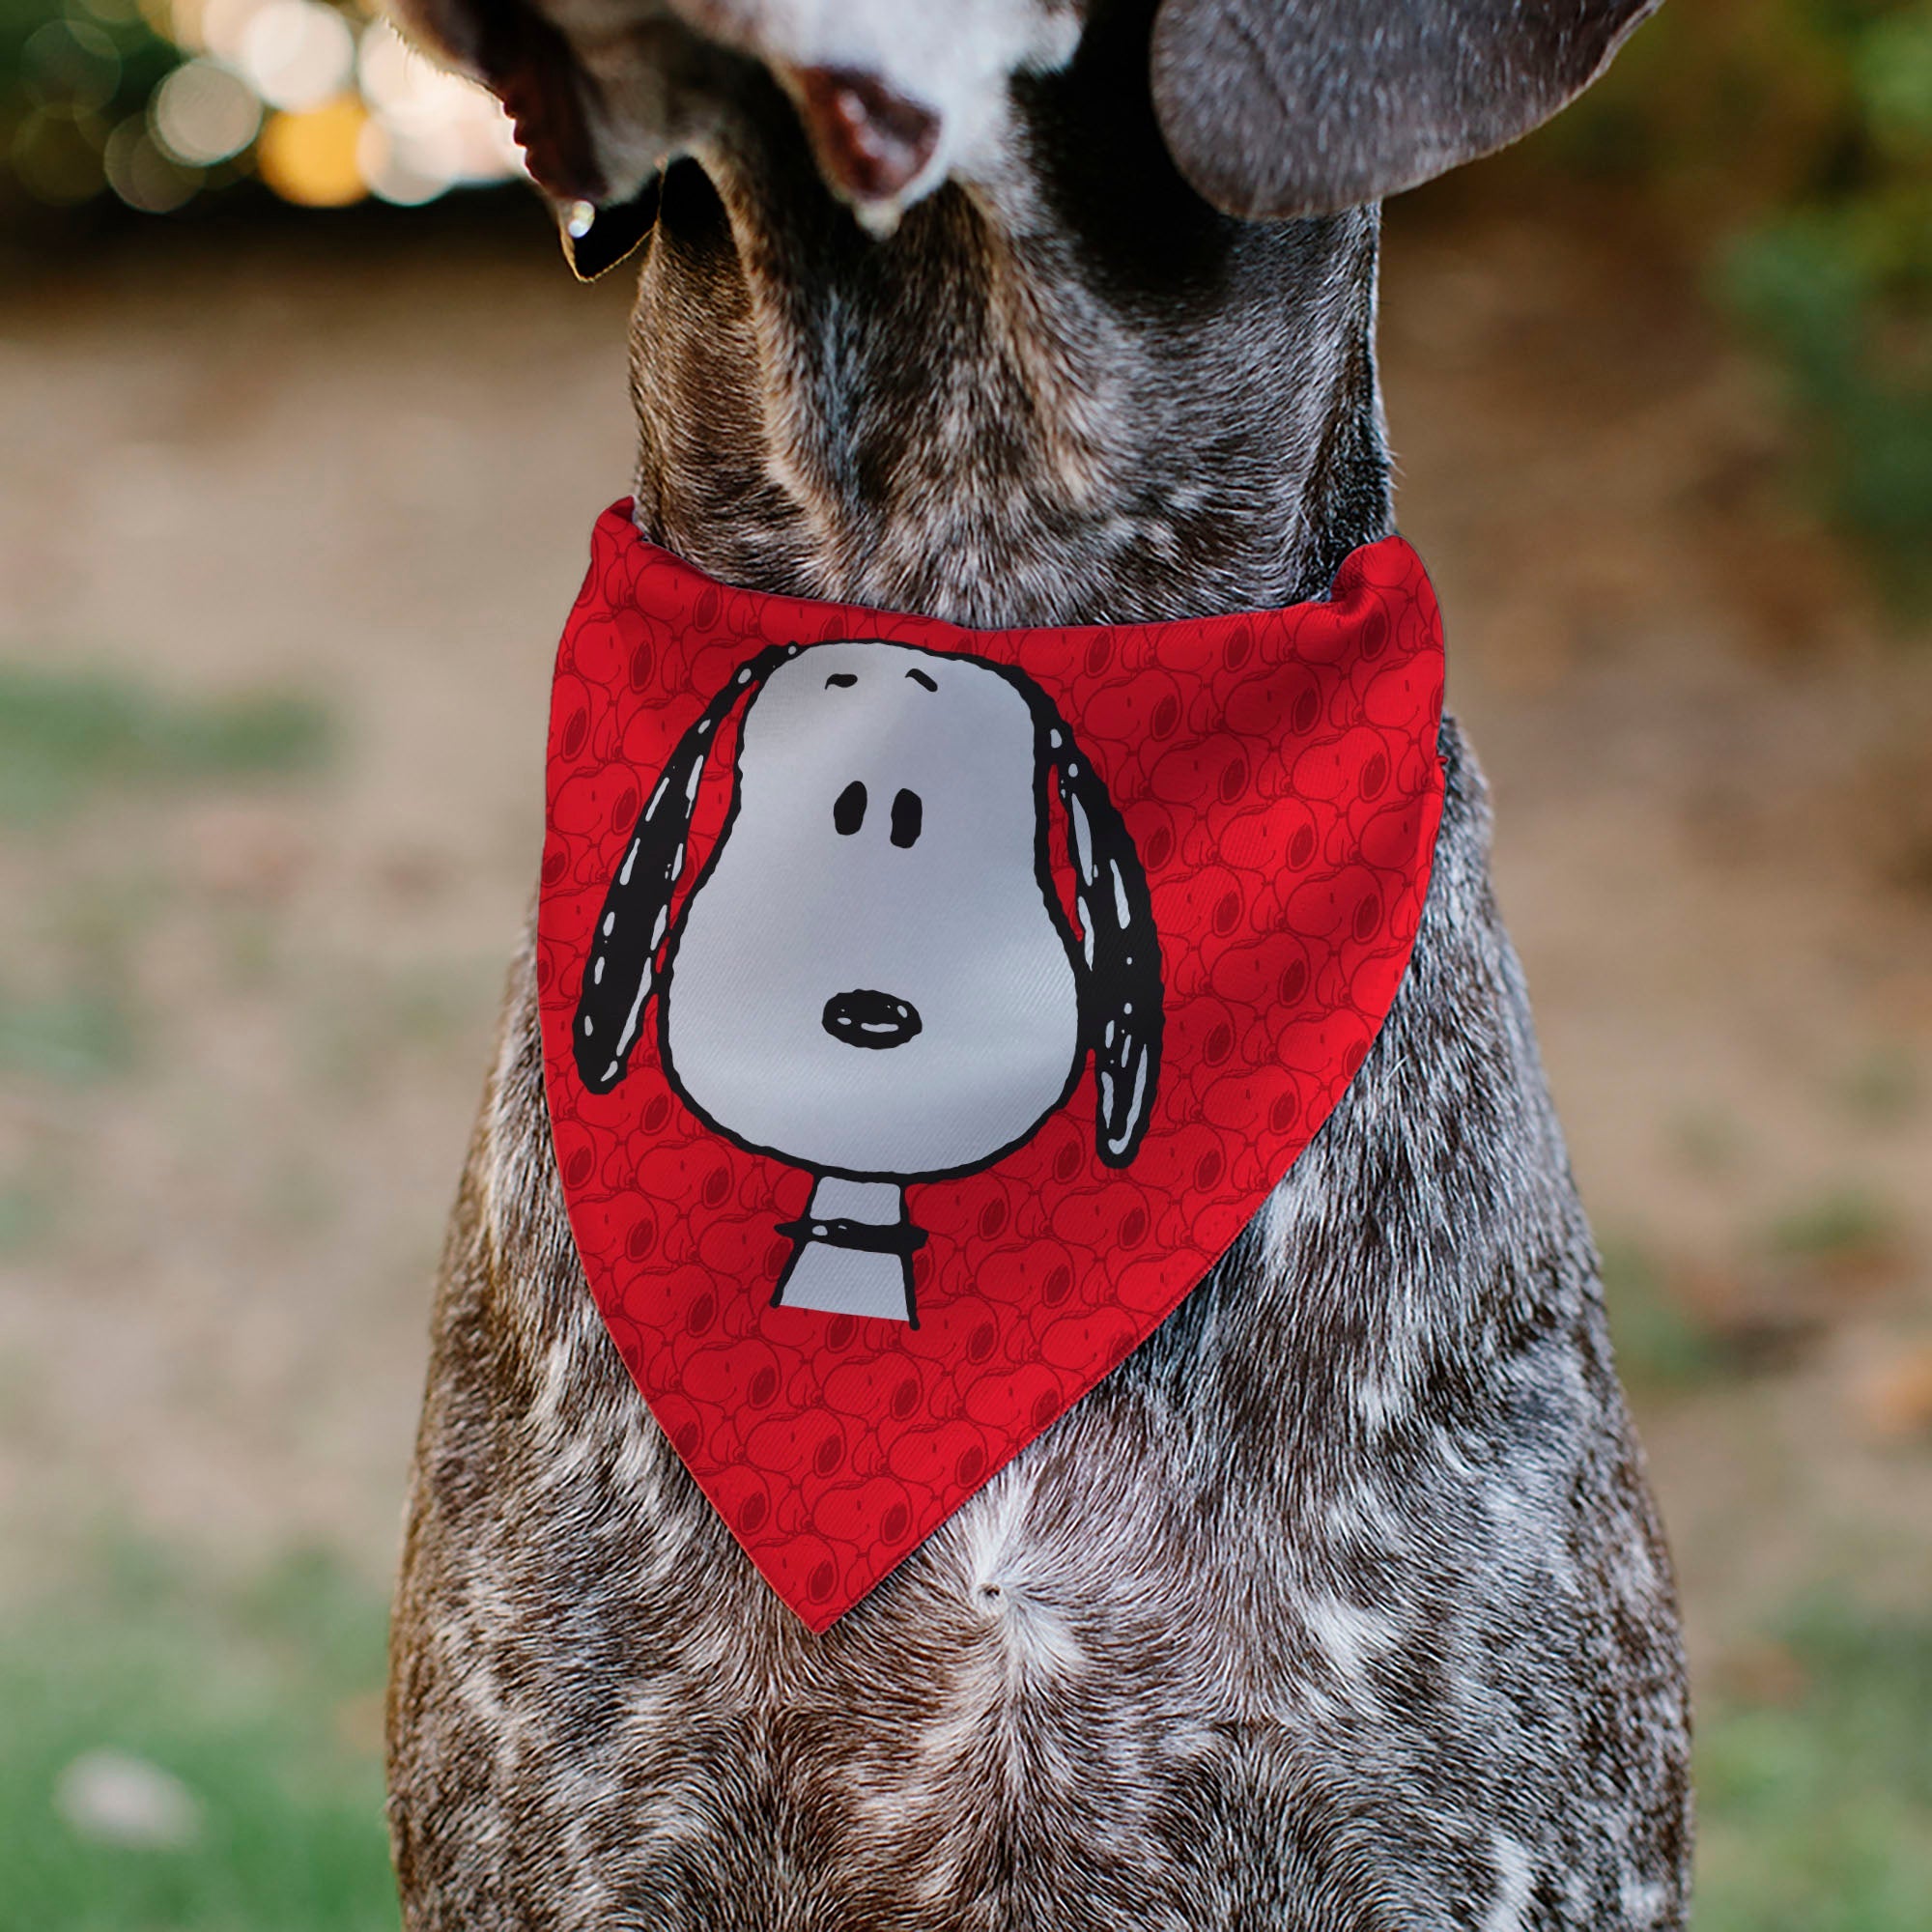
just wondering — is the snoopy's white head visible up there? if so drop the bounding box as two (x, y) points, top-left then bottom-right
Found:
(574, 638), (1161, 1183)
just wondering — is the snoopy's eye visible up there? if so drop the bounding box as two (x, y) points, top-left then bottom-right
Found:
(890, 788), (923, 849)
(834, 781), (867, 835)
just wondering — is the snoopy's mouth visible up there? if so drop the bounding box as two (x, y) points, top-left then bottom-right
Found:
(822, 990), (923, 1050)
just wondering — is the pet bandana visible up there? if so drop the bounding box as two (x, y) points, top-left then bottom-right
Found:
(539, 501), (1445, 1629)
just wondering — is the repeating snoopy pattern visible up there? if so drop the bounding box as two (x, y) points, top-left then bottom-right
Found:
(539, 503), (1446, 1625)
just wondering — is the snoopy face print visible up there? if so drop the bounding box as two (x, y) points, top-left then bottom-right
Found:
(667, 642), (1090, 1179)
(572, 637), (1163, 1325)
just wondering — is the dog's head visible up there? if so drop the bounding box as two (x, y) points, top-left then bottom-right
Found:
(391, 0), (1662, 270)
(573, 639), (1161, 1182)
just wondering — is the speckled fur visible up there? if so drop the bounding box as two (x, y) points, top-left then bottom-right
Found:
(386, 2), (1692, 1924)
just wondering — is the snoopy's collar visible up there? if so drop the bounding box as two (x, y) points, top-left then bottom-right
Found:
(539, 502), (1445, 1630)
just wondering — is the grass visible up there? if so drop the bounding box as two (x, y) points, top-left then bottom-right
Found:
(1838, 1049), (1922, 1127)
(0, 664), (330, 827)
(0, 987), (141, 1085)
(1600, 1235), (1727, 1392)
(1765, 1188), (1901, 1269)
(0, 661), (335, 1093)
(1669, 1108), (1747, 1179)
(0, 1183), (46, 1250)
(1695, 1599), (1932, 1932)
(0, 1543), (398, 1932)
(1601, 1179), (1910, 1396)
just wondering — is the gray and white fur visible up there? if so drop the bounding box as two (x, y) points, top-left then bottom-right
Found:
(383, 0), (1692, 1925)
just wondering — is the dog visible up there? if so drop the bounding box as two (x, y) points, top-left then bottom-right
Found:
(571, 638), (1161, 1325)
(384, 2), (1693, 1927)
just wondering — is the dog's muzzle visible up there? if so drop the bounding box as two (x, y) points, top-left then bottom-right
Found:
(822, 989), (923, 1049)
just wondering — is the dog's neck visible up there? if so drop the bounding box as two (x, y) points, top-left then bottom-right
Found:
(622, 46), (1392, 630)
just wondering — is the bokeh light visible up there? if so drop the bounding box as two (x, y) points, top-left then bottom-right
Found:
(104, 113), (199, 210)
(236, 0), (355, 113)
(23, 18), (123, 112)
(4, 0), (526, 213)
(12, 100), (108, 205)
(151, 57), (259, 165)
(255, 92), (364, 205)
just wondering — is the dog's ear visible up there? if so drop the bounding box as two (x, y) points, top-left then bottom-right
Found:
(575, 642), (795, 1094)
(1043, 721), (1164, 1168)
(1150, 0), (1662, 219)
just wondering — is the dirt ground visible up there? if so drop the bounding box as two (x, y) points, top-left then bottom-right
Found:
(2, 188), (1929, 1703)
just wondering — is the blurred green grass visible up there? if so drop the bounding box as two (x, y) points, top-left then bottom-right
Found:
(1697, 1601), (1932, 1932)
(1502, 0), (1932, 600)
(0, 660), (334, 1110)
(0, 1544), (398, 1932)
(1602, 1234), (1728, 1392)
(0, 664), (331, 828)
(0, 986), (140, 1085)
(1602, 1171), (1914, 1397)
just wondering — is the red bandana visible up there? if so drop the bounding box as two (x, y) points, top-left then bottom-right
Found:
(538, 502), (1444, 1629)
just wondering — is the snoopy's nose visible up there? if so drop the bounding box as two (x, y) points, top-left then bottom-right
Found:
(822, 989), (923, 1050)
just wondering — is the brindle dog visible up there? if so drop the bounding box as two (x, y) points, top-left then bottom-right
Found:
(383, 2), (1692, 1925)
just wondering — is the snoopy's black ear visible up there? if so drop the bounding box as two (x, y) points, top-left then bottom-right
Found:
(1150, 0), (1663, 220)
(574, 642), (794, 1094)
(1045, 722), (1164, 1167)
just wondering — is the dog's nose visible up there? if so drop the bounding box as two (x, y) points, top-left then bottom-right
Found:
(792, 67), (940, 204)
(822, 989), (923, 1050)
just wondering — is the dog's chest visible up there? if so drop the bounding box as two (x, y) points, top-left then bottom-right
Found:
(390, 725), (1689, 1931)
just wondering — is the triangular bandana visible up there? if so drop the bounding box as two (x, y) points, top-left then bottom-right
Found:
(538, 502), (1445, 1629)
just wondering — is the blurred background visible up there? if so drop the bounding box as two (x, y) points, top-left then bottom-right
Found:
(2, 0), (1929, 1925)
